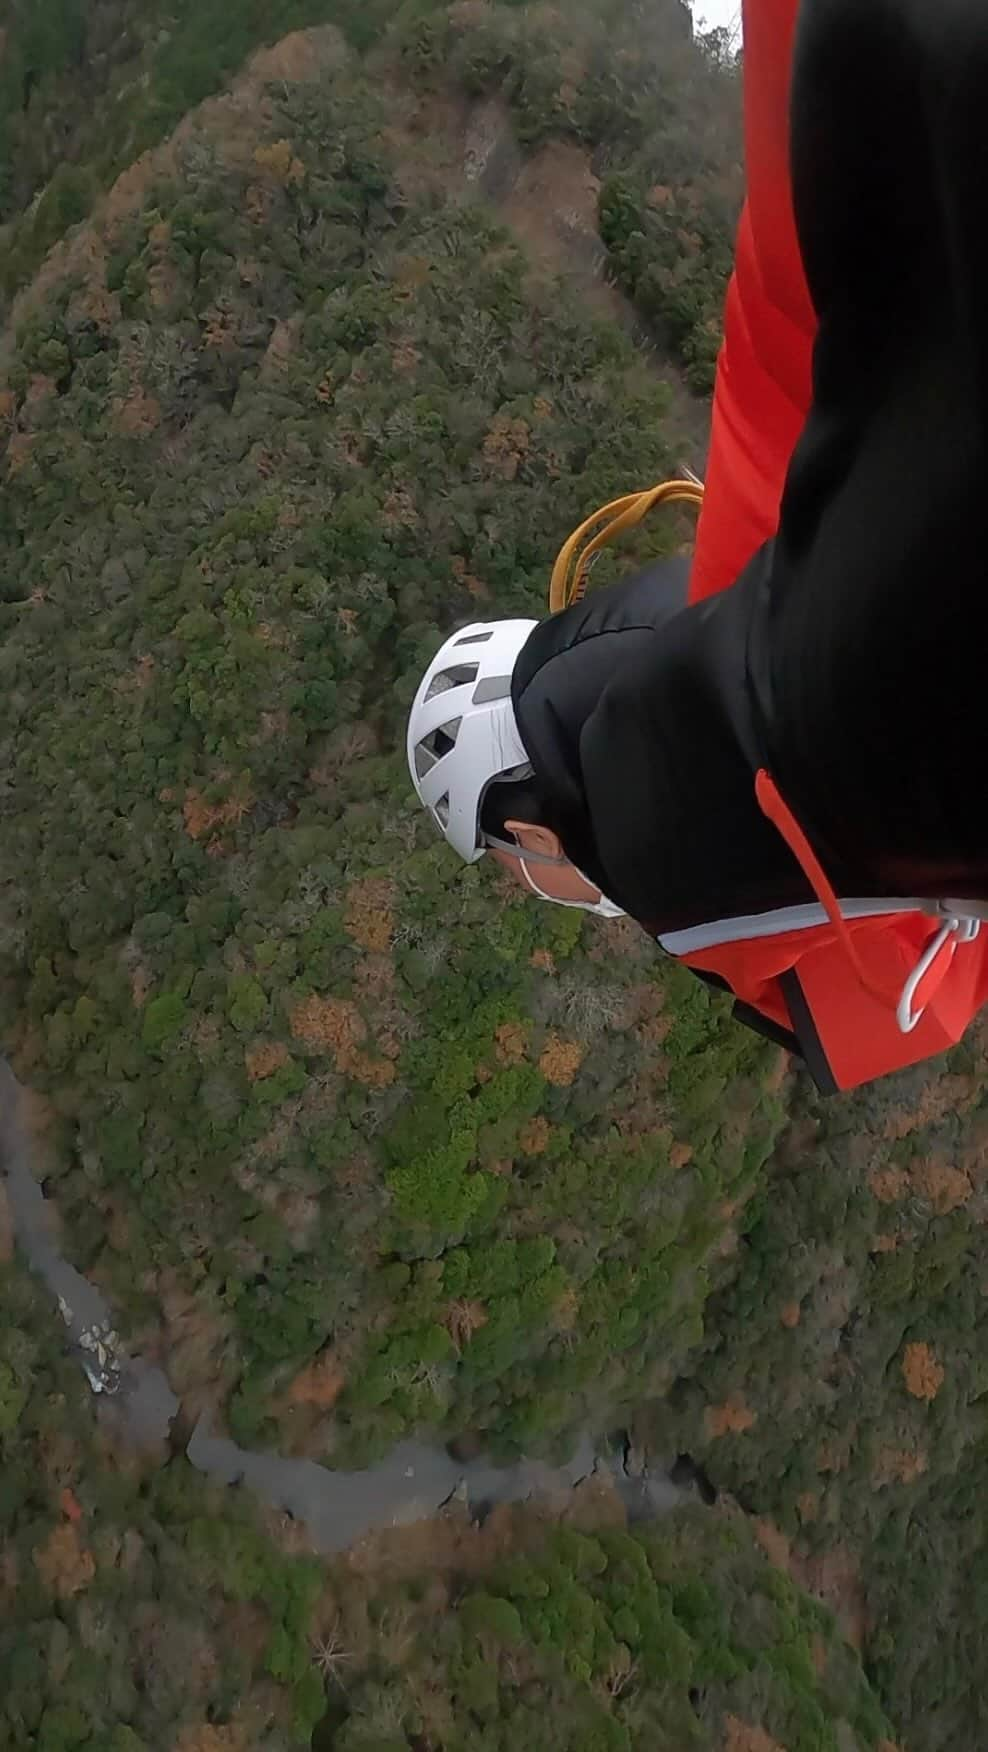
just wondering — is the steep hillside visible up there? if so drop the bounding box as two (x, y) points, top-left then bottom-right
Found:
(0, 0), (742, 390)
(650, 1022), (988, 1750)
(331, 1499), (897, 1752)
(0, 28), (772, 1475)
(0, 0), (388, 293)
(3, 6), (985, 1752)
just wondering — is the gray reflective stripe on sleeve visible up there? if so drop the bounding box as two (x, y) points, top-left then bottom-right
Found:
(657, 897), (922, 956)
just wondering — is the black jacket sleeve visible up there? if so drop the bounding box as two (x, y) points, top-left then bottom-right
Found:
(748, 0), (988, 903)
(525, 0), (988, 931)
(512, 556), (694, 900)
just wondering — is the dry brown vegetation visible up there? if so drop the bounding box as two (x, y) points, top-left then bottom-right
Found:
(289, 994), (396, 1088)
(344, 876), (396, 954)
(494, 1021), (528, 1066)
(538, 1032), (583, 1086)
(902, 1342), (944, 1402)
(253, 139), (305, 186)
(753, 1519), (791, 1571)
(706, 1394), (757, 1438)
(910, 1157), (971, 1213)
(443, 1298), (488, 1351)
(868, 1165), (909, 1204)
(181, 784), (254, 841)
(34, 1523), (95, 1599)
(244, 1041), (290, 1083)
(285, 1349), (346, 1410)
(723, 1718), (787, 1752)
(481, 413), (530, 479)
(519, 1116), (552, 1156)
(173, 1726), (249, 1752)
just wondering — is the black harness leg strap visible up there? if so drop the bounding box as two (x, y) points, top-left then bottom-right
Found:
(730, 998), (801, 1058)
(686, 964), (838, 1094)
(777, 968), (839, 1095)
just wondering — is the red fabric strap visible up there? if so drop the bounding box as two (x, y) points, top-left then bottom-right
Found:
(753, 768), (958, 1017)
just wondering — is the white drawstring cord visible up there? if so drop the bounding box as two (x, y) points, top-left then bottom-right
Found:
(897, 912), (981, 1034)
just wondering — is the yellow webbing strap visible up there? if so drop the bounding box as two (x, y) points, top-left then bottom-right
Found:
(548, 478), (705, 614)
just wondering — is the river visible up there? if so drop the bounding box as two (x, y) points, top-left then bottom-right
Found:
(0, 1064), (682, 1551)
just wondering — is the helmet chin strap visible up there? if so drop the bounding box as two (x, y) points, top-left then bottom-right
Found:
(483, 833), (625, 919)
(482, 831), (563, 867)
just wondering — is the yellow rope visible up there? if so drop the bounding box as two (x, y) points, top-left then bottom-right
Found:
(548, 477), (705, 614)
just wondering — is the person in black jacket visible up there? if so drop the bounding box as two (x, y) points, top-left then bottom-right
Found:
(406, 0), (988, 1090)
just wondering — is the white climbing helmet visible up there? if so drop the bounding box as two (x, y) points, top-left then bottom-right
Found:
(407, 619), (538, 862)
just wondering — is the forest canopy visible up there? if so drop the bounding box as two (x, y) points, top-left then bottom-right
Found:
(3, 5), (987, 1751)
(0, 1255), (896, 1752)
(0, 27), (765, 1476)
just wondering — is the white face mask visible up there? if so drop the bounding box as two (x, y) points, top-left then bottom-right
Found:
(517, 856), (626, 919)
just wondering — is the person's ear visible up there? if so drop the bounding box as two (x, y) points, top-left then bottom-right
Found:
(505, 820), (564, 860)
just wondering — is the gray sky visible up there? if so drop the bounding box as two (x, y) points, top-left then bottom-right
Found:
(690, 0), (742, 41)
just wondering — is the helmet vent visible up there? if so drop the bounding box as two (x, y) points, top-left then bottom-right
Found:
(454, 630), (493, 646)
(414, 717), (462, 778)
(424, 663), (478, 701)
(434, 793), (450, 827)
